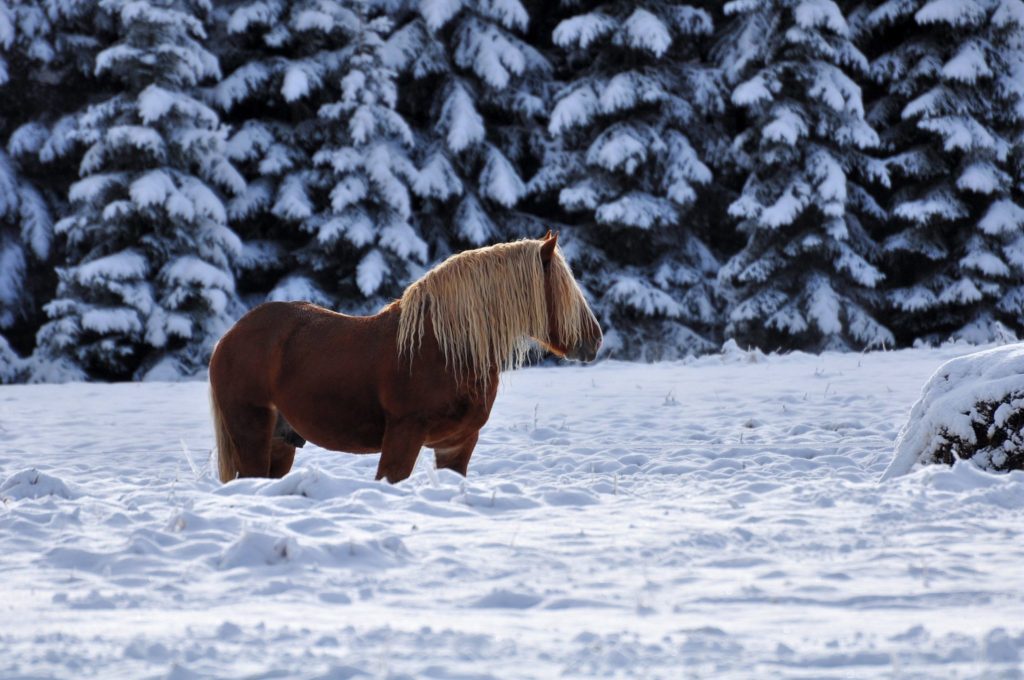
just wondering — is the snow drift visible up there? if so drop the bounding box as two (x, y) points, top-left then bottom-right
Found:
(883, 343), (1024, 479)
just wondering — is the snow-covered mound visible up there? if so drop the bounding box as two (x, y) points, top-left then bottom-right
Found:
(883, 344), (1024, 479)
(0, 468), (79, 500)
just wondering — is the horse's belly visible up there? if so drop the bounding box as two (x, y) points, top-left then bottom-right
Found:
(301, 423), (384, 454)
(282, 404), (385, 454)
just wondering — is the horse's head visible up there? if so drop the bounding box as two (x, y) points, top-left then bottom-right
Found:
(538, 232), (602, 362)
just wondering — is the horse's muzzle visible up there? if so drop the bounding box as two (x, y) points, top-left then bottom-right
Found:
(567, 339), (601, 363)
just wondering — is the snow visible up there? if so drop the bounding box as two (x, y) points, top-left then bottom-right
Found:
(794, 0), (848, 35)
(281, 65), (311, 102)
(412, 152), (463, 200)
(595, 192), (676, 229)
(961, 249), (1011, 277)
(939, 277), (985, 305)
(68, 173), (124, 204)
(599, 72), (665, 115)
(161, 256), (234, 294)
(892, 190), (968, 224)
(586, 124), (650, 174)
(72, 250), (148, 285)
(420, 0), (463, 32)
(664, 132), (711, 204)
(606, 276), (685, 317)
(453, 20), (526, 90)
(267, 276), (332, 308)
(356, 247), (387, 295)
(479, 0), (529, 32)
(979, 199), (1024, 234)
(7, 122), (49, 158)
(942, 41), (992, 84)
(0, 238), (26, 325)
(440, 84), (485, 153)
(552, 13), (617, 50)
(915, 0), (987, 27)
(226, 1), (282, 35)
(548, 83), (598, 135)
(130, 169), (175, 208)
(731, 75), (773, 106)
(883, 343), (1024, 478)
(379, 222), (428, 263)
(756, 184), (810, 229)
(329, 175), (369, 213)
(137, 85), (178, 124)
(106, 125), (167, 159)
(2, 345), (1024, 677)
(454, 194), (495, 245)
(918, 115), (997, 153)
(762, 107), (807, 146)
(272, 175), (313, 221)
(80, 306), (142, 334)
(618, 9), (672, 58)
(956, 161), (1004, 194)
(807, 276), (842, 335)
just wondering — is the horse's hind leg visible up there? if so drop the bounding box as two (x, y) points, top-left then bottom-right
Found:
(267, 412), (303, 477)
(222, 403), (276, 478)
(269, 440), (296, 478)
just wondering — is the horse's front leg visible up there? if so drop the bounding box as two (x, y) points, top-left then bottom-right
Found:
(432, 430), (480, 477)
(376, 418), (427, 484)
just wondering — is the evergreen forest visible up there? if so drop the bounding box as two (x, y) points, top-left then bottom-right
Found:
(1, 0), (1023, 381)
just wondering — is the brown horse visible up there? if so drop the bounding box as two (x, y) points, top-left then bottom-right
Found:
(209, 233), (602, 484)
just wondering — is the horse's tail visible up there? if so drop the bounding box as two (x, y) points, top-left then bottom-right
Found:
(211, 389), (239, 483)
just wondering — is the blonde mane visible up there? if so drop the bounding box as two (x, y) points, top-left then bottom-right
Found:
(396, 239), (590, 383)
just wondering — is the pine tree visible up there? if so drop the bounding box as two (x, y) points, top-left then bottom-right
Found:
(382, 0), (551, 256)
(0, 1), (97, 381)
(0, 3), (42, 381)
(213, 0), (323, 306)
(716, 0), (894, 351)
(216, 1), (424, 311)
(856, 0), (1024, 343)
(311, 6), (426, 306)
(36, 0), (245, 381)
(535, 1), (726, 359)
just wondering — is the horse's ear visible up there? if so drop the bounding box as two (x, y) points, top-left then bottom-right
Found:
(541, 229), (553, 240)
(540, 232), (557, 263)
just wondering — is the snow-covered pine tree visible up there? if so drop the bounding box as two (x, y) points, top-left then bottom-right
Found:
(211, 1), (313, 307)
(856, 0), (1024, 343)
(536, 1), (726, 359)
(0, 0), (101, 381)
(715, 0), (894, 351)
(215, 1), (424, 311)
(0, 2), (43, 381)
(381, 0), (550, 256)
(309, 3), (425, 306)
(36, 0), (245, 381)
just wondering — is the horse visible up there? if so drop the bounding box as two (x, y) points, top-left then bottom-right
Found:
(209, 232), (602, 484)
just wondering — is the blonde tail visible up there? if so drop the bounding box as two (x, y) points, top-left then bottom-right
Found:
(211, 390), (239, 483)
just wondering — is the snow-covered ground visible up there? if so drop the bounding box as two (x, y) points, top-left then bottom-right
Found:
(2, 344), (1023, 679)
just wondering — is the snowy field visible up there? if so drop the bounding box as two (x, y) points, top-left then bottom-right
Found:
(2, 344), (1024, 679)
